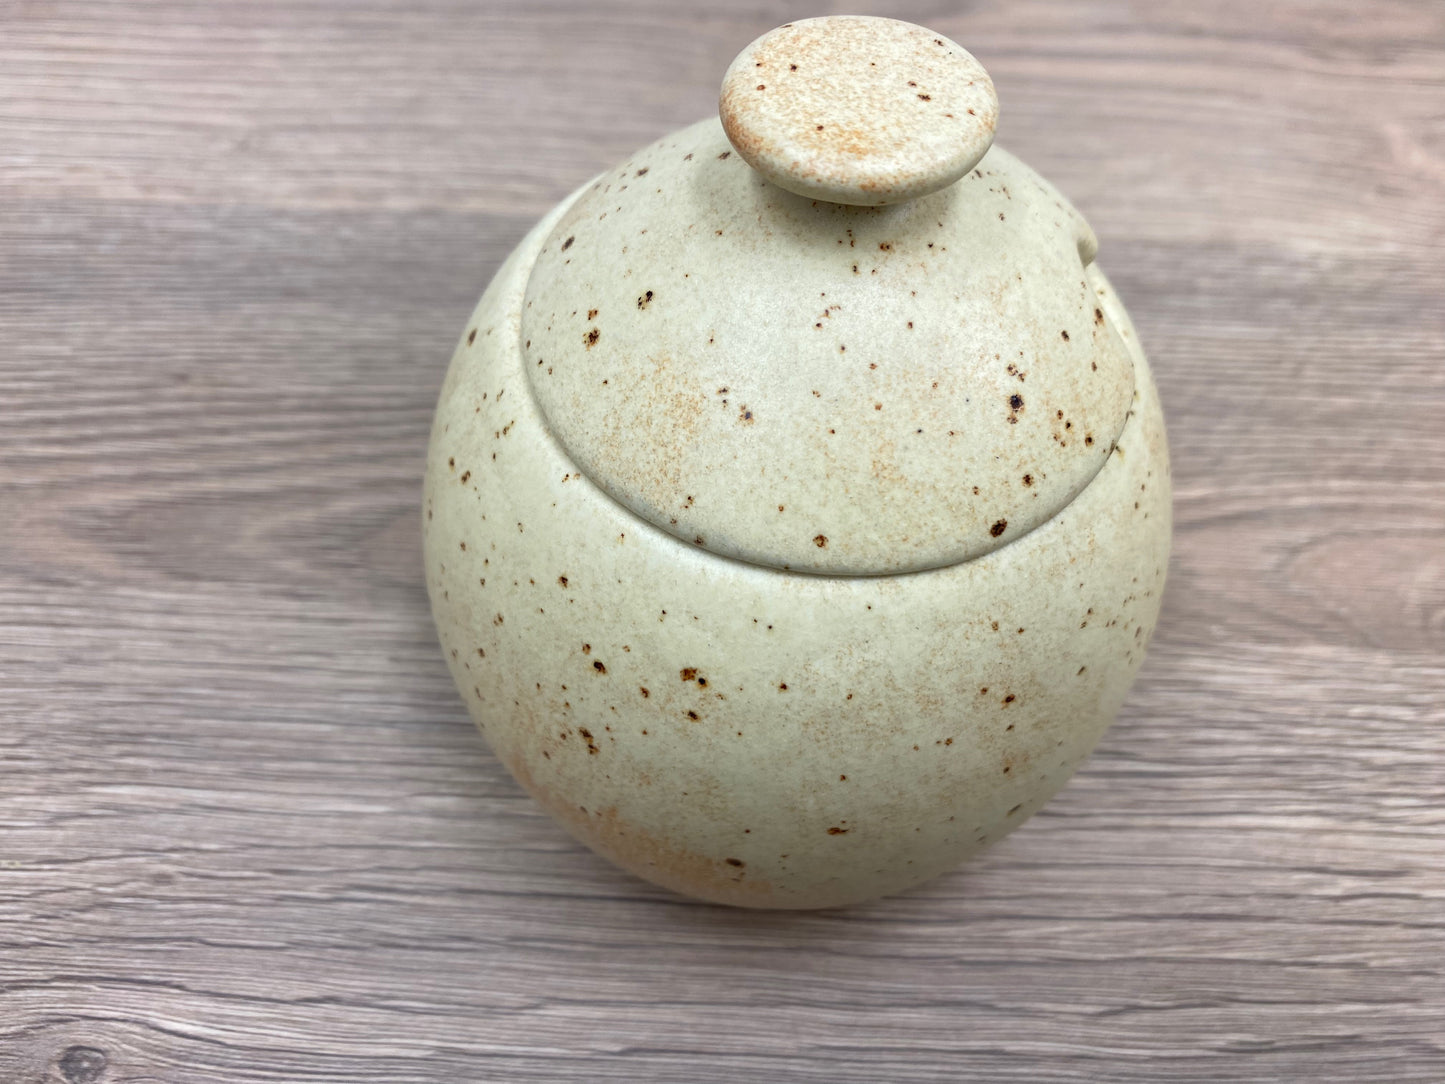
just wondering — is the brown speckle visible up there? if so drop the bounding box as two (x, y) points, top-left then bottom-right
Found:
(640, 687), (650, 698)
(467, 328), (477, 345)
(990, 519), (1007, 537)
(1061, 330), (1070, 341)
(680, 667), (699, 682)
(827, 826), (849, 835)
(638, 289), (654, 308)
(813, 534), (828, 548)
(725, 857), (745, 866)
(558, 575), (568, 587)
(584, 327), (600, 348)
(686, 710), (700, 720)
(561, 236), (575, 251)
(593, 660), (607, 674)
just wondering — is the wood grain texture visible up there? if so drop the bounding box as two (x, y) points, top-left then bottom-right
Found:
(2, 1), (1442, 1081)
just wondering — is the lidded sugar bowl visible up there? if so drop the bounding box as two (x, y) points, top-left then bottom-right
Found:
(424, 16), (1170, 908)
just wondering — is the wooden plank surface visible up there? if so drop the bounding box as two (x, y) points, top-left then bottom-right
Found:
(2, 1), (1442, 1081)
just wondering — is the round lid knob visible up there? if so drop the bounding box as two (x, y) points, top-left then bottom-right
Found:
(719, 16), (999, 206)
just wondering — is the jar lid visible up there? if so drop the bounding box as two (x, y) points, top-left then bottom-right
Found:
(520, 17), (1135, 575)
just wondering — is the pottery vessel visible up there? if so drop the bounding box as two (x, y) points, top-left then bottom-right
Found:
(424, 16), (1170, 908)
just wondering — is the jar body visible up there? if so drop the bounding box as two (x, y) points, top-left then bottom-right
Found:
(424, 187), (1170, 909)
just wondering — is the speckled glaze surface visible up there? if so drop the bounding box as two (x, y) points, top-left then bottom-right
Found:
(424, 17), (1171, 909)
(720, 17), (998, 206)
(524, 120), (1132, 574)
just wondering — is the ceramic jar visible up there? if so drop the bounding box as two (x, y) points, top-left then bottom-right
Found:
(424, 16), (1170, 908)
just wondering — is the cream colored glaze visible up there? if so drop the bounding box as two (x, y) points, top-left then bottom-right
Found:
(523, 120), (1131, 575)
(425, 18), (1170, 909)
(425, 199), (1170, 911)
(720, 17), (998, 206)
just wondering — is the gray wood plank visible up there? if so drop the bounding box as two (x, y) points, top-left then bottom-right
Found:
(1, 1), (1442, 1081)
